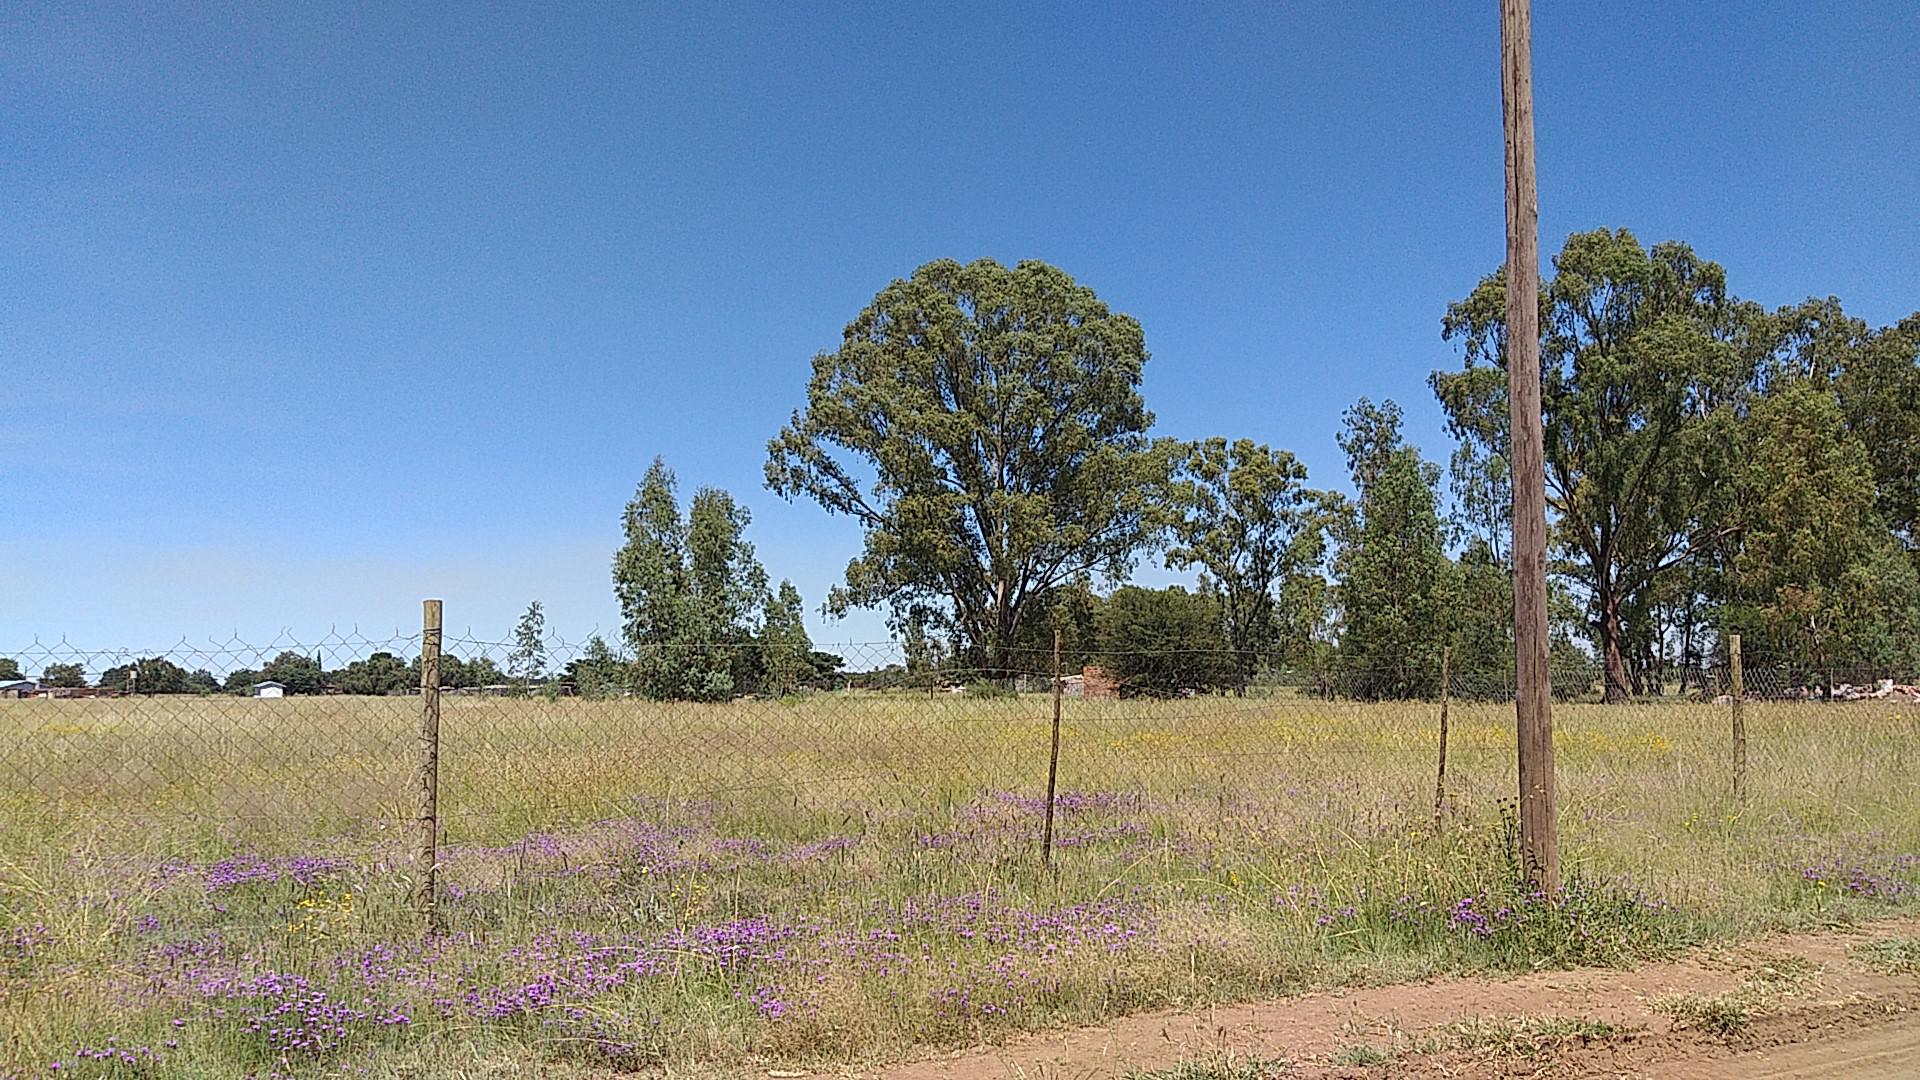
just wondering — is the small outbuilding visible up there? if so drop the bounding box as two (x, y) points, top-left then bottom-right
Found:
(32, 686), (101, 699)
(1080, 665), (1120, 699)
(0, 680), (37, 699)
(253, 681), (287, 699)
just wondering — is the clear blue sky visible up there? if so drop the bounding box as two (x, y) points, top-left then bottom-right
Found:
(4, 2), (1916, 654)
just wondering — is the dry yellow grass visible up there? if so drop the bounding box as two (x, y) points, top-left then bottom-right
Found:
(2, 691), (1916, 1077)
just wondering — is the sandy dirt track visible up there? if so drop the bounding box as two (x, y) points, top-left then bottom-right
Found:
(806, 917), (1920, 1079)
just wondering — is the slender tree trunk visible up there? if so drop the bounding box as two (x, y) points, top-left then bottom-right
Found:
(1678, 605), (1698, 693)
(1595, 582), (1631, 703)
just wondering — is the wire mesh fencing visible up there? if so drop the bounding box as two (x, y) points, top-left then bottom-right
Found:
(7, 626), (1918, 886)
(8, 622), (1919, 1076)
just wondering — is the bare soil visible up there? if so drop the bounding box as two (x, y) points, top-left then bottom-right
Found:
(808, 917), (1920, 1080)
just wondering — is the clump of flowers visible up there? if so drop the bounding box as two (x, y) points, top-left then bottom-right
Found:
(782, 836), (858, 863)
(4, 923), (53, 971)
(1800, 852), (1920, 901)
(219, 970), (411, 1063)
(1446, 893), (1515, 938)
(539, 1007), (662, 1070)
(1441, 876), (1681, 966)
(152, 854), (347, 894)
(48, 1038), (168, 1075)
(746, 984), (790, 1019)
(284, 890), (355, 940)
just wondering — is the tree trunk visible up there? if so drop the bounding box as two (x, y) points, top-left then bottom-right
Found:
(1596, 584), (1632, 703)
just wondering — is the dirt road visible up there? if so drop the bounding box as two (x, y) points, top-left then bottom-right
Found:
(1693, 1020), (1920, 1079)
(819, 917), (1920, 1080)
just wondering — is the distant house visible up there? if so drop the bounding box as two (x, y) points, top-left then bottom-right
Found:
(447, 684), (517, 696)
(0, 680), (37, 699)
(253, 681), (287, 699)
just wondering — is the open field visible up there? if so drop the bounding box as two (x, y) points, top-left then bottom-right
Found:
(4, 691), (1919, 1077)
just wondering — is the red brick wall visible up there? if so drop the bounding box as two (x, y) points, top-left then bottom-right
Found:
(1081, 665), (1120, 699)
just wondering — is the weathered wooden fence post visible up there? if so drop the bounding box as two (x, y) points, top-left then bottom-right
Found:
(1730, 633), (1746, 801)
(1434, 645), (1451, 829)
(416, 599), (443, 930)
(1041, 627), (1064, 867)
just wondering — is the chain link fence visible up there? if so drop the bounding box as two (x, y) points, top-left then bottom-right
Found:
(8, 623), (1918, 887)
(7, 617), (1920, 1076)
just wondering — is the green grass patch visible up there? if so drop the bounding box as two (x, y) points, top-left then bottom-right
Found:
(1652, 991), (1753, 1037)
(1853, 936), (1920, 974)
(1127, 1054), (1293, 1079)
(1420, 1014), (1626, 1056)
(1329, 1042), (1396, 1066)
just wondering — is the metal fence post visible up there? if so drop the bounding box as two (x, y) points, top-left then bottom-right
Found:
(1730, 633), (1746, 801)
(417, 599), (443, 930)
(1041, 627), (1063, 867)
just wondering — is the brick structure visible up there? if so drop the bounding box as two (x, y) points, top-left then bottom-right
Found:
(1081, 665), (1120, 699)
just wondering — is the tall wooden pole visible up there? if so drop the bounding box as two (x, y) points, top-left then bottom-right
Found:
(1501, 0), (1558, 893)
(416, 599), (443, 930)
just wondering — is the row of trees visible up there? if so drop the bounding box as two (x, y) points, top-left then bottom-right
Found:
(741, 249), (1917, 699)
(5, 650), (516, 696)
(1434, 230), (1919, 697)
(833, 399), (1587, 699)
(18, 239), (1912, 704)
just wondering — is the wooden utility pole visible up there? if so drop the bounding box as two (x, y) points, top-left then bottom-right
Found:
(416, 599), (443, 929)
(1501, 0), (1558, 893)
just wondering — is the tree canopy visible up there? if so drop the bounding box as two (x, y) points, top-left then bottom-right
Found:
(1433, 230), (1758, 699)
(749, 245), (1920, 700)
(508, 600), (549, 688)
(767, 258), (1173, 670)
(1165, 438), (1325, 693)
(260, 651), (327, 695)
(1718, 382), (1920, 674)
(333, 652), (413, 696)
(1331, 400), (1454, 699)
(1094, 585), (1234, 696)
(614, 458), (772, 700)
(40, 663), (87, 688)
(759, 580), (814, 696)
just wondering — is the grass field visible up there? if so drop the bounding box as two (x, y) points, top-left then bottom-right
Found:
(4, 690), (1918, 1077)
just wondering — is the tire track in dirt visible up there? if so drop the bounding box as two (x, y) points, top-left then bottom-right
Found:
(809, 916), (1920, 1080)
(1693, 1020), (1920, 1079)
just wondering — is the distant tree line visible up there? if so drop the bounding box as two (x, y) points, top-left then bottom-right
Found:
(21, 239), (1909, 704)
(12, 649), (516, 697)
